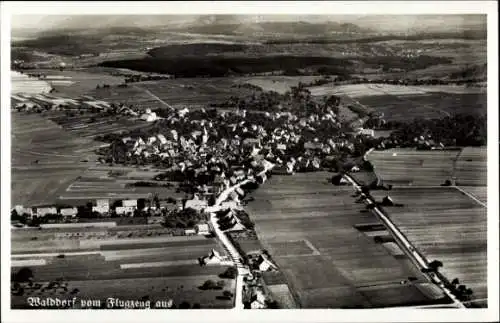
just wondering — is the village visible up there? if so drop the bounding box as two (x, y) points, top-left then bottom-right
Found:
(10, 70), (478, 310)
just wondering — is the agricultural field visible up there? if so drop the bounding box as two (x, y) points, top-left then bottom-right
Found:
(57, 165), (185, 204)
(366, 148), (461, 186)
(309, 83), (485, 98)
(11, 229), (235, 309)
(236, 76), (323, 94)
(309, 83), (486, 121)
(24, 69), (125, 97)
(458, 186), (487, 204)
(454, 147), (487, 186)
(11, 112), (103, 206)
(355, 92), (486, 121)
(87, 77), (255, 110)
(245, 172), (452, 308)
(46, 111), (151, 139)
(370, 187), (487, 307)
(367, 147), (488, 189)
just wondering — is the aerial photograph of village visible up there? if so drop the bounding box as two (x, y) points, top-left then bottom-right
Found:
(8, 11), (491, 311)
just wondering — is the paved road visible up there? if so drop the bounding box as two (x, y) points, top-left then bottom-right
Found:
(343, 174), (466, 309)
(208, 162), (275, 309)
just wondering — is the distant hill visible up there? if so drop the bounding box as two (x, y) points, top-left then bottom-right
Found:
(173, 21), (373, 36)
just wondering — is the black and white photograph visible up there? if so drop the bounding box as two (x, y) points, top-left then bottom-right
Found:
(1, 1), (498, 322)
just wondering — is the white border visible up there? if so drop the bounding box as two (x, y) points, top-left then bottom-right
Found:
(1, 2), (498, 323)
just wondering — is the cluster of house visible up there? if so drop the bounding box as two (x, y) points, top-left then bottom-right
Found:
(108, 103), (373, 188)
(12, 205), (78, 218)
(376, 133), (446, 150)
(199, 248), (232, 266)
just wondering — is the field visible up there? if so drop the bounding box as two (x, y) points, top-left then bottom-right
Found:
(367, 148), (462, 186)
(454, 147), (487, 186)
(236, 76), (322, 94)
(245, 172), (452, 308)
(309, 83), (485, 98)
(370, 187), (487, 307)
(309, 83), (486, 121)
(355, 92), (486, 121)
(11, 112), (103, 206)
(24, 69), (125, 97)
(87, 76), (330, 110)
(367, 147), (488, 189)
(11, 111), (177, 207)
(46, 111), (151, 139)
(11, 228), (235, 309)
(458, 186), (487, 204)
(87, 77), (255, 110)
(57, 165), (184, 203)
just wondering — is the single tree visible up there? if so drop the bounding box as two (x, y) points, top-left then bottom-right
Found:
(13, 267), (33, 283)
(428, 260), (443, 272)
(178, 301), (190, 309)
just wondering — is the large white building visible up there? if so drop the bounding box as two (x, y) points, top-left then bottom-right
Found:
(115, 206), (135, 216)
(122, 200), (138, 208)
(35, 207), (57, 217)
(185, 194), (208, 212)
(60, 207), (78, 217)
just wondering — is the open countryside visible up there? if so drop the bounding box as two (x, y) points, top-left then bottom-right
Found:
(9, 12), (492, 311)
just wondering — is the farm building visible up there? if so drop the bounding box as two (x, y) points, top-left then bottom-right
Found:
(115, 206), (135, 216)
(184, 229), (197, 236)
(13, 205), (25, 214)
(277, 143), (287, 151)
(196, 223), (211, 236)
(60, 207), (78, 217)
(357, 128), (375, 137)
(122, 199), (138, 208)
(250, 289), (267, 309)
(255, 254), (278, 272)
(92, 205), (109, 214)
(97, 199), (110, 210)
(202, 249), (224, 265)
(140, 109), (158, 122)
(13, 205), (33, 217)
(35, 207), (57, 217)
(185, 194), (208, 212)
